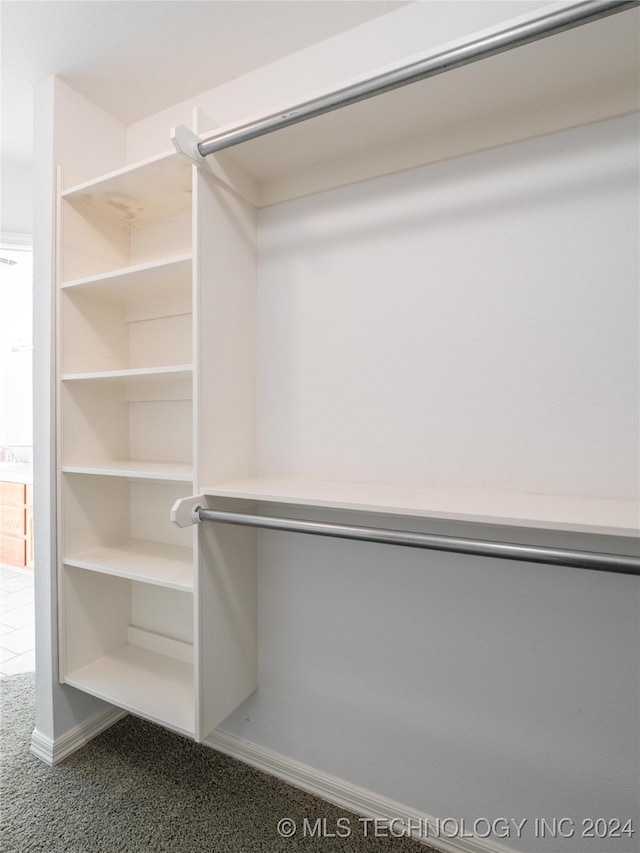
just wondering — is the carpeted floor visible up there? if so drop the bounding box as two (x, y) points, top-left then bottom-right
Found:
(1, 673), (431, 852)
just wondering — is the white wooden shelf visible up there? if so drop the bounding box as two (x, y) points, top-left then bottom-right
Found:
(63, 461), (193, 482)
(203, 476), (640, 538)
(62, 150), (192, 224)
(207, 6), (639, 206)
(61, 365), (192, 383)
(64, 540), (193, 591)
(60, 254), (192, 301)
(65, 644), (194, 737)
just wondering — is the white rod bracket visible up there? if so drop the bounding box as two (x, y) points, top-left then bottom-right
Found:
(171, 125), (206, 166)
(171, 495), (204, 528)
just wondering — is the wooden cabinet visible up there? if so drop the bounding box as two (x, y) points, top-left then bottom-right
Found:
(1, 481), (33, 568)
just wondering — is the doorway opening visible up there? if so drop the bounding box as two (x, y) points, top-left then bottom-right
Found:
(0, 234), (35, 675)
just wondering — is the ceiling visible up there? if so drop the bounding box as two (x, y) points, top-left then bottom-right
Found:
(1, 0), (409, 167)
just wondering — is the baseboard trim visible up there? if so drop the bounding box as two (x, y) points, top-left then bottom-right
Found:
(204, 729), (516, 853)
(30, 705), (127, 765)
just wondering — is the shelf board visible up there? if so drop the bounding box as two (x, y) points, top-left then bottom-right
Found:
(65, 643), (194, 737)
(61, 365), (192, 383)
(62, 150), (192, 226)
(61, 254), (192, 301)
(63, 461), (193, 482)
(64, 540), (193, 592)
(202, 476), (640, 538)
(208, 7), (639, 206)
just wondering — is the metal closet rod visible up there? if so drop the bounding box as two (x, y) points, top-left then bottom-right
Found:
(197, 0), (639, 158)
(195, 508), (640, 576)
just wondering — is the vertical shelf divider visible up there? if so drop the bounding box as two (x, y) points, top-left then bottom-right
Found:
(194, 106), (259, 740)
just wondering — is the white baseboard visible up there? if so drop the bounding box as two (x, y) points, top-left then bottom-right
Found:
(30, 705), (127, 765)
(204, 729), (517, 853)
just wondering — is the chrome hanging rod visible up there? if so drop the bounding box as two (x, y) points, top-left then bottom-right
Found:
(195, 508), (640, 576)
(196, 0), (639, 158)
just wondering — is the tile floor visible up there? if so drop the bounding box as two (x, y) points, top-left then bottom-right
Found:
(0, 564), (35, 675)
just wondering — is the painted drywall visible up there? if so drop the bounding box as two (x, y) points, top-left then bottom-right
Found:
(256, 117), (639, 499)
(1, 159), (33, 234)
(225, 512), (639, 853)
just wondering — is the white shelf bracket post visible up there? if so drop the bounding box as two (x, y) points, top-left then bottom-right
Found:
(171, 125), (207, 166)
(171, 495), (203, 528)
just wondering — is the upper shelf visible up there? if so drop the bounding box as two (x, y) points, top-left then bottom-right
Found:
(62, 151), (192, 226)
(201, 6), (640, 206)
(202, 476), (640, 538)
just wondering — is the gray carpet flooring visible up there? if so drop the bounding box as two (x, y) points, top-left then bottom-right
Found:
(1, 673), (431, 852)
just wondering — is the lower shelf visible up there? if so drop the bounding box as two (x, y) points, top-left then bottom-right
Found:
(65, 643), (195, 737)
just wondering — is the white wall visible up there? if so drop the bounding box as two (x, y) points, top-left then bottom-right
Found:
(256, 117), (639, 499)
(227, 514), (638, 853)
(215, 115), (638, 853)
(1, 158), (33, 235)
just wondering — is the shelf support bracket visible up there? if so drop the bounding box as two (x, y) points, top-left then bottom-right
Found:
(171, 125), (207, 166)
(171, 495), (204, 528)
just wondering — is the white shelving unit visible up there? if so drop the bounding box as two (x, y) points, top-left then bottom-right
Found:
(57, 150), (200, 737)
(55, 4), (639, 749)
(57, 128), (258, 740)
